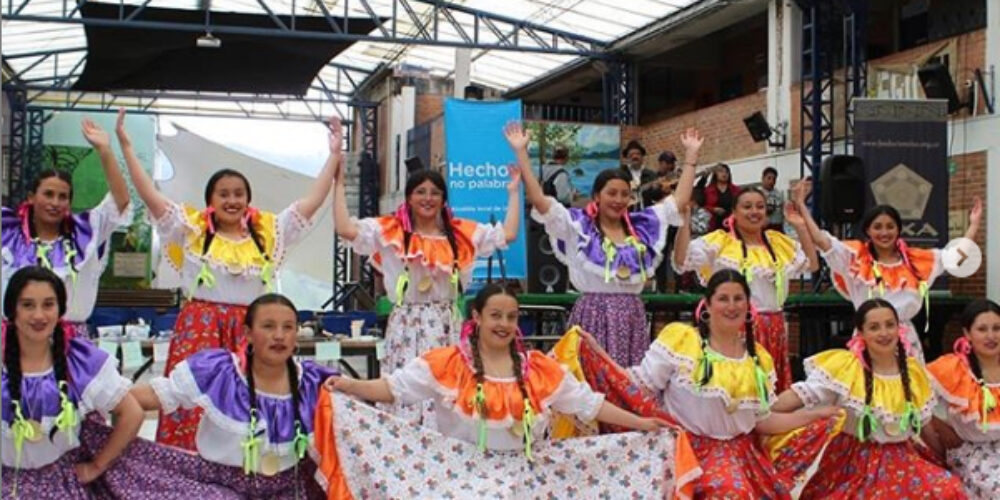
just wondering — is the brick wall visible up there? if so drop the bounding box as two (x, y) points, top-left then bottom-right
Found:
(947, 151), (987, 296)
(415, 94), (445, 127)
(626, 92), (768, 165)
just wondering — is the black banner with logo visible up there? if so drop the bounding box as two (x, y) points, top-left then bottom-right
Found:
(853, 99), (949, 247)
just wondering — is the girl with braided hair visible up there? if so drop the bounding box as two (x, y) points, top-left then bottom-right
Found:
(771, 298), (965, 498)
(316, 283), (697, 499)
(925, 299), (1000, 498)
(2, 117), (133, 340)
(119, 109), (335, 449)
(1, 266), (142, 497)
(511, 121), (703, 368)
(331, 153), (521, 428)
(576, 269), (839, 498)
(794, 178), (982, 361)
(125, 293), (334, 498)
(673, 181), (820, 392)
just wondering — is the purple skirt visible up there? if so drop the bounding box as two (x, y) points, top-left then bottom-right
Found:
(37, 418), (326, 499)
(568, 292), (649, 367)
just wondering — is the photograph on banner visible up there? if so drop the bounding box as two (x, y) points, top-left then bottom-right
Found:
(41, 110), (157, 289)
(525, 121), (621, 209)
(443, 98), (526, 279)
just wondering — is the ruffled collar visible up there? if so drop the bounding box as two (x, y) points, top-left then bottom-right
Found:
(832, 240), (936, 295)
(164, 205), (277, 277)
(1, 205), (98, 271)
(370, 215), (478, 274)
(694, 229), (802, 304)
(553, 207), (662, 283)
(652, 322), (776, 413)
(927, 354), (1000, 431)
(803, 349), (934, 435)
(417, 346), (568, 428)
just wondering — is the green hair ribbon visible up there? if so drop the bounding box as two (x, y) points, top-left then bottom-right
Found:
(292, 421), (309, 460)
(981, 384), (997, 432)
(521, 398), (535, 462)
(471, 383), (488, 452)
(601, 238), (617, 283)
(241, 409), (262, 475)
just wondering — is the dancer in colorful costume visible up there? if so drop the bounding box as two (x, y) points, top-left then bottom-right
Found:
(1, 266), (143, 498)
(2, 118), (133, 339)
(572, 269), (838, 498)
(314, 283), (701, 499)
(511, 121), (702, 367)
(926, 299), (1000, 499)
(771, 298), (966, 499)
(331, 154), (521, 426)
(794, 178), (982, 361)
(123, 293), (334, 498)
(672, 181), (819, 392)
(119, 109), (334, 449)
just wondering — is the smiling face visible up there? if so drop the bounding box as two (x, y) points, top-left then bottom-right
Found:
(407, 179), (445, 223)
(859, 306), (900, 360)
(594, 178), (631, 221)
(472, 293), (520, 353)
(28, 176), (73, 229)
(966, 310), (1000, 361)
(13, 280), (61, 347)
(245, 303), (298, 367)
(707, 282), (749, 333)
(865, 213), (900, 254)
(733, 191), (768, 233)
(208, 175), (250, 229)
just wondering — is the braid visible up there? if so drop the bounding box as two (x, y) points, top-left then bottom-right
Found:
(246, 345), (258, 415)
(4, 323), (23, 410)
(896, 342), (913, 405)
(440, 206), (463, 294)
(697, 321), (712, 386)
(286, 357), (302, 434)
(509, 341), (530, 411)
(968, 347), (986, 383)
(246, 219), (271, 263)
(862, 349), (875, 437)
(744, 311), (760, 362)
(51, 323), (70, 390)
(201, 213), (217, 256)
(469, 330), (486, 386)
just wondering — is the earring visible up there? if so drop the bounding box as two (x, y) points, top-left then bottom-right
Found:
(699, 309), (711, 324)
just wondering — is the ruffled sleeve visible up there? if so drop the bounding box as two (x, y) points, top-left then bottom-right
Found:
(819, 232), (855, 276)
(471, 221), (508, 258)
(673, 230), (722, 274)
(927, 354), (1000, 431)
(651, 195), (684, 229)
(629, 323), (687, 395)
(273, 201), (319, 264)
(67, 338), (131, 415)
(354, 216), (480, 275)
(346, 217), (382, 256)
(386, 354), (446, 407)
(529, 352), (604, 422)
(87, 193), (134, 246)
(149, 349), (248, 436)
(529, 197), (579, 243)
(149, 201), (189, 245)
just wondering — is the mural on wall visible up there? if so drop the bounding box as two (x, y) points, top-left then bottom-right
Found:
(42, 111), (156, 289)
(525, 121), (621, 208)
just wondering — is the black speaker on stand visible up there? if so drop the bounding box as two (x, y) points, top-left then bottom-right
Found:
(527, 220), (568, 294)
(820, 155), (866, 224)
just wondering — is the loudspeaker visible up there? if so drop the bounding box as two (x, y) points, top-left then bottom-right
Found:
(820, 155), (866, 224)
(743, 111), (772, 142)
(918, 63), (963, 114)
(527, 221), (568, 294)
(464, 85), (484, 100)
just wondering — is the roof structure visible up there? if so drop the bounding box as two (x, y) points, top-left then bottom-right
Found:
(2, 0), (700, 120)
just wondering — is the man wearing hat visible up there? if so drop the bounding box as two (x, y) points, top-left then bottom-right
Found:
(620, 140), (664, 210)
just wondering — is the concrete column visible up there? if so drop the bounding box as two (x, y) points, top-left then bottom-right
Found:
(454, 48), (471, 98)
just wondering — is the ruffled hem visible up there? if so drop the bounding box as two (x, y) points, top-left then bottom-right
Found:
(77, 356), (130, 416)
(802, 352), (935, 429)
(170, 360), (255, 437)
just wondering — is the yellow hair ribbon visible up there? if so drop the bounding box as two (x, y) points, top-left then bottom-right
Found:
(521, 398), (535, 462)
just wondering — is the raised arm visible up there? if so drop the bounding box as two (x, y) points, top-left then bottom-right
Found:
(81, 118), (130, 212)
(963, 197), (982, 241)
(324, 375), (395, 403)
(784, 201), (821, 273)
(671, 128), (704, 209)
(504, 121), (550, 215)
(75, 392), (143, 484)
(502, 166), (522, 242)
(116, 108), (170, 220)
(293, 117), (341, 220)
(792, 178), (832, 252)
(331, 153), (360, 241)
(672, 203), (693, 270)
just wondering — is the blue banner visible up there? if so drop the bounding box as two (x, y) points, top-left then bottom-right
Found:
(444, 98), (526, 279)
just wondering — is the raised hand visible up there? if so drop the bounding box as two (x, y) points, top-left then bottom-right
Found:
(503, 121), (531, 151)
(792, 178), (812, 205)
(114, 108), (132, 149)
(81, 118), (111, 149)
(679, 128), (704, 156)
(969, 197), (983, 227)
(783, 201), (805, 227)
(328, 116), (344, 157)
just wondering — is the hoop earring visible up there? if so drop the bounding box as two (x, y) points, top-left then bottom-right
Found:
(699, 309), (711, 324)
